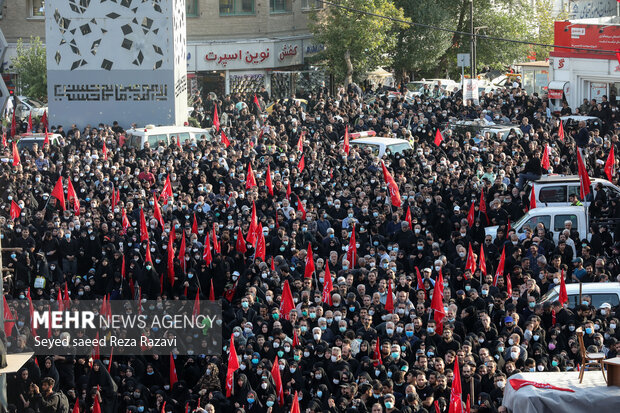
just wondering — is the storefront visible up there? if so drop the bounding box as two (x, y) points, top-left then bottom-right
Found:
(549, 18), (620, 112)
(514, 61), (549, 96)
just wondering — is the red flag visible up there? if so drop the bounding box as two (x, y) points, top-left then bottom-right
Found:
(213, 104), (220, 131)
(255, 224), (266, 261)
(41, 111), (48, 129)
(297, 154), (305, 172)
(10, 108), (16, 137)
(296, 134), (304, 153)
(236, 228), (247, 254)
(530, 184), (537, 209)
(416, 267), (425, 293)
(291, 390), (301, 413)
(12, 142), (20, 166)
(479, 189), (487, 215)
(3, 296), (15, 336)
(271, 356), (284, 406)
(405, 206), (412, 229)
(246, 201), (258, 245)
(286, 180), (291, 199)
(493, 247), (506, 287)
(161, 175), (173, 205)
(253, 94), (261, 111)
(246, 163), (257, 189)
(265, 164), (274, 196)
(280, 280), (295, 320)
(346, 223), (357, 269)
(221, 129), (230, 147)
(558, 119), (565, 141)
(271, 257), (275, 271)
(27, 111), (32, 133)
(466, 395), (471, 413)
(449, 356), (463, 413)
(373, 338), (382, 366)
(506, 273), (512, 294)
(479, 244), (487, 276)
(292, 329), (300, 347)
(139, 208), (149, 242)
(212, 223), (220, 254)
(63, 282), (70, 307)
(170, 354), (178, 387)
(43, 128), (50, 146)
(67, 179), (80, 216)
(178, 233), (186, 273)
(559, 269), (568, 305)
(121, 254), (126, 279)
(322, 263), (333, 306)
(203, 232), (212, 265)
(153, 195), (164, 228)
(381, 160), (401, 207)
(226, 334), (239, 397)
(72, 398), (80, 413)
(542, 144), (550, 170)
(465, 243), (476, 273)
(102, 140), (108, 160)
(92, 395), (102, 413)
(385, 280), (394, 313)
(57, 289), (64, 313)
(467, 201), (475, 228)
(93, 331), (100, 360)
(209, 279), (215, 301)
(434, 128), (443, 146)
(1, 132), (6, 147)
(51, 176), (66, 211)
(9, 200), (21, 220)
(577, 149), (591, 199)
(343, 125), (350, 155)
(177, 134), (182, 150)
(145, 240), (153, 264)
(191, 213), (198, 235)
(435, 401), (441, 413)
(431, 270), (445, 335)
(121, 208), (130, 233)
(605, 145), (616, 181)
(509, 378), (575, 392)
(296, 195), (306, 220)
(304, 243), (315, 279)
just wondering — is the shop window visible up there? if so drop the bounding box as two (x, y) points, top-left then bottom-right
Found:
(301, 0), (321, 9)
(220, 0), (255, 15)
(270, 0), (291, 13)
(29, 0), (45, 18)
(187, 0), (199, 17)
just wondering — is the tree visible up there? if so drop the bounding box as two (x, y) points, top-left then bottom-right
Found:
(12, 37), (47, 101)
(309, 0), (408, 87)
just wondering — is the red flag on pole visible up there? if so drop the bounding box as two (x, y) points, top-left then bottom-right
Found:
(191, 213), (198, 235)
(209, 279), (215, 301)
(236, 227), (247, 254)
(296, 134), (304, 153)
(145, 240), (153, 264)
(279, 280), (295, 320)
(41, 111), (48, 130)
(405, 206), (413, 229)
(385, 280), (394, 313)
(449, 356), (463, 413)
(506, 273), (512, 294)
(178, 233), (186, 273)
(493, 247), (505, 287)
(27, 111), (32, 133)
(467, 202), (475, 228)
(605, 145), (616, 181)
(291, 391), (301, 413)
(265, 164), (274, 196)
(255, 224), (266, 261)
(466, 394), (471, 413)
(161, 175), (173, 205)
(286, 180), (291, 199)
(292, 329), (300, 347)
(373, 338), (382, 366)
(253, 94), (261, 111)
(559, 269), (568, 305)
(346, 223), (357, 269)
(416, 267), (425, 297)
(479, 189), (487, 215)
(479, 244), (487, 276)
(102, 140), (108, 160)
(297, 154), (305, 172)
(220, 129), (230, 147)
(434, 129), (443, 146)
(577, 150), (591, 199)
(530, 184), (537, 209)
(246, 201), (258, 245)
(92, 395), (102, 413)
(304, 243), (315, 279)
(431, 270), (445, 335)
(271, 356), (284, 406)
(9, 200), (21, 220)
(225, 333), (239, 397)
(43, 128), (50, 146)
(246, 163), (257, 189)
(72, 398), (80, 413)
(3, 296), (15, 335)
(213, 105), (220, 131)
(542, 144), (550, 170)
(153, 195), (164, 228)
(203, 233), (212, 265)
(558, 119), (565, 141)
(322, 262), (333, 305)
(381, 160), (401, 207)
(51, 176), (66, 210)
(343, 125), (350, 155)
(465, 243), (476, 274)
(139, 208), (149, 241)
(296, 195), (306, 220)
(1, 132), (6, 147)
(170, 354), (178, 387)
(121, 208), (130, 234)
(212, 223), (220, 254)
(12, 142), (20, 166)
(67, 179), (80, 216)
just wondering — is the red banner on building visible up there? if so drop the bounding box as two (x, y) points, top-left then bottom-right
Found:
(552, 21), (620, 60)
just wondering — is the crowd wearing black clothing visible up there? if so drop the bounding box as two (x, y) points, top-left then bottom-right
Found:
(1, 83), (620, 413)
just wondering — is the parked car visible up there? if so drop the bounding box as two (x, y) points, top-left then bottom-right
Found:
(124, 125), (212, 150)
(538, 282), (620, 309)
(526, 175), (620, 206)
(15, 96), (47, 119)
(443, 120), (523, 140)
(15, 133), (62, 150)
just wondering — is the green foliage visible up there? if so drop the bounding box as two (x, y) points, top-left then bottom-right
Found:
(12, 37), (47, 101)
(309, 0), (408, 85)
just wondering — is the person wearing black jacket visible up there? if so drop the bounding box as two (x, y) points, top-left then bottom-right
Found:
(517, 152), (542, 190)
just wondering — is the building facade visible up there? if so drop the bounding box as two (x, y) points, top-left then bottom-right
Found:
(0, 0), (325, 99)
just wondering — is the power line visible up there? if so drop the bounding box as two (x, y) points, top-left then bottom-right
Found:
(317, 0), (617, 56)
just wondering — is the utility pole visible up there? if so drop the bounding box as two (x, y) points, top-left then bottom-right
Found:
(470, 0), (475, 78)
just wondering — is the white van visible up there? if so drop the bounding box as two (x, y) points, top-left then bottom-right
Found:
(526, 175), (620, 206)
(485, 206), (592, 243)
(538, 282), (620, 309)
(125, 125), (213, 149)
(343, 131), (413, 158)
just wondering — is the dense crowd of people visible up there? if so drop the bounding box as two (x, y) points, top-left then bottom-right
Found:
(1, 81), (620, 413)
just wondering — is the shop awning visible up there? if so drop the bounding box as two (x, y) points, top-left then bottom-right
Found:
(548, 81), (568, 99)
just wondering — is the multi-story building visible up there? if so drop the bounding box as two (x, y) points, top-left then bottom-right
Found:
(0, 0), (325, 98)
